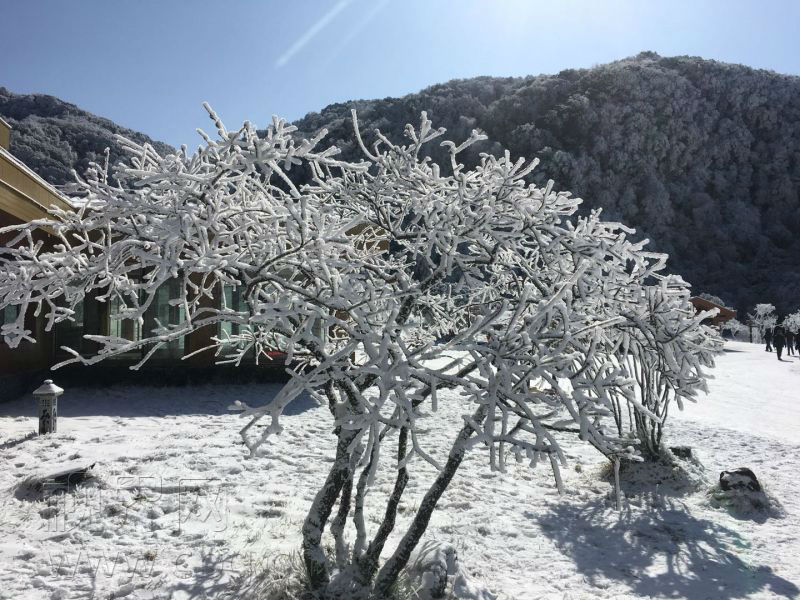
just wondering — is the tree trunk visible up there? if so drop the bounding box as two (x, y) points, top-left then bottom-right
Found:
(371, 407), (483, 598)
(331, 474), (353, 567)
(357, 428), (408, 585)
(302, 430), (355, 592)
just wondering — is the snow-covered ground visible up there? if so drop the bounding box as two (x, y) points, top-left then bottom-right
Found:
(672, 341), (800, 443)
(1, 340), (798, 599)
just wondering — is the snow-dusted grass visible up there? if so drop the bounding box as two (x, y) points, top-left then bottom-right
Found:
(1, 341), (799, 599)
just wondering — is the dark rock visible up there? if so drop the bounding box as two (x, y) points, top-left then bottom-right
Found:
(720, 468), (761, 492)
(15, 463), (99, 501)
(48, 463), (96, 488)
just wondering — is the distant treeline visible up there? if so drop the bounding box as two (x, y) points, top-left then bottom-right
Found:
(3, 52), (800, 314)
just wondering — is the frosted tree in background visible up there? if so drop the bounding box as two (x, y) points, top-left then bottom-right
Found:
(721, 318), (746, 340)
(783, 311), (800, 334)
(748, 303), (777, 342)
(0, 106), (719, 598)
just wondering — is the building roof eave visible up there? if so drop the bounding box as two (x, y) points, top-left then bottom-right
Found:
(0, 145), (74, 221)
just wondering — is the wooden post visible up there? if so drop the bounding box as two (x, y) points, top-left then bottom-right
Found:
(33, 380), (63, 435)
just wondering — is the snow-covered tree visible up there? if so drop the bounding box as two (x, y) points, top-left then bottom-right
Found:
(783, 311), (800, 334)
(721, 318), (746, 339)
(748, 303), (777, 342)
(605, 287), (722, 459)
(0, 106), (719, 598)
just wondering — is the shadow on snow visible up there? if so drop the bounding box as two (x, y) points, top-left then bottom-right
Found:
(0, 383), (318, 419)
(533, 497), (799, 599)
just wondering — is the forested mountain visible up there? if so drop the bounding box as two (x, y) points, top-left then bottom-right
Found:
(3, 53), (799, 314)
(294, 53), (800, 315)
(0, 87), (173, 187)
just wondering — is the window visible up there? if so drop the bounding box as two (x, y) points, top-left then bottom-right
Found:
(107, 280), (185, 360)
(109, 296), (141, 343)
(143, 279), (185, 359)
(1, 304), (20, 327)
(54, 301), (85, 352)
(219, 285), (243, 338)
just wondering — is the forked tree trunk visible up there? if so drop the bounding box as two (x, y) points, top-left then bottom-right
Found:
(356, 428), (409, 586)
(371, 407), (484, 599)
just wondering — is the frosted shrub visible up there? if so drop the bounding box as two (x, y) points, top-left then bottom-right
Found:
(0, 106), (718, 598)
(606, 286), (722, 459)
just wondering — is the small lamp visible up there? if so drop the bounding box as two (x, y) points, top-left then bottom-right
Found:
(33, 379), (64, 435)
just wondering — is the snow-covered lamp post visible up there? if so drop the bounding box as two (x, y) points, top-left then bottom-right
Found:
(34, 379), (63, 435)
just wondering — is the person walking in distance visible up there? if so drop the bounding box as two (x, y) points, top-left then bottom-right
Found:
(787, 329), (796, 356)
(764, 327), (773, 352)
(773, 325), (786, 360)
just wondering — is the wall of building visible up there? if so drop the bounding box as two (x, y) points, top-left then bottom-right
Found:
(0, 208), (57, 382)
(0, 118), (287, 401)
(0, 153), (70, 223)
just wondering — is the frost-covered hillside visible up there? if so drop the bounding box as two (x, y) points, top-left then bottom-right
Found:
(292, 53), (800, 315)
(1, 341), (798, 599)
(0, 87), (173, 187)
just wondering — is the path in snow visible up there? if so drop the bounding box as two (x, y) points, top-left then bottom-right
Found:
(674, 340), (800, 443)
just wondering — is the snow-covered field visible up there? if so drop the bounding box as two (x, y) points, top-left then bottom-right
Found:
(1, 340), (798, 600)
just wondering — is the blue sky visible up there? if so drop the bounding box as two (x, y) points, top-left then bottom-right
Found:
(3, 0), (799, 147)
